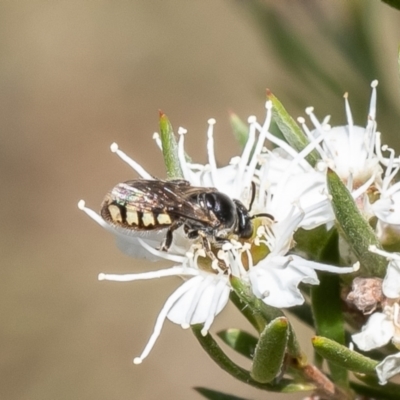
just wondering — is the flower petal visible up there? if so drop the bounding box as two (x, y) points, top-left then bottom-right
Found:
(352, 312), (395, 351)
(382, 260), (400, 299)
(167, 274), (230, 326)
(248, 255), (319, 308)
(376, 353), (400, 385)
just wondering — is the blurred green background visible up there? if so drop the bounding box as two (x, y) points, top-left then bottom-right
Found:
(1, 1), (400, 399)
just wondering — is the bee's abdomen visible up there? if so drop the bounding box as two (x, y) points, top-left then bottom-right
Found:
(101, 199), (172, 230)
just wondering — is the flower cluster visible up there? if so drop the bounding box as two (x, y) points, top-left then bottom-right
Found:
(80, 81), (400, 390)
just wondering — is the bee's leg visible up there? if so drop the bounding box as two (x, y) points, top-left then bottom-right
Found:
(196, 231), (218, 262)
(160, 221), (182, 251)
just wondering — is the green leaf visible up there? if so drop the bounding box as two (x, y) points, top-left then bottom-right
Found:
(310, 228), (348, 386)
(191, 325), (315, 393)
(327, 168), (387, 277)
(267, 90), (319, 167)
(312, 336), (378, 374)
(352, 374), (400, 400)
(159, 111), (183, 179)
(229, 113), (249, 149)
(230, 277), (303, 361)
(194, 387), (251, 400)
(311, 273), (348, 387)
(230, 277), (283, 331)
(251, 317), (289, 383)
(381, 0), (400, 11)
(217, 329), (257, 360)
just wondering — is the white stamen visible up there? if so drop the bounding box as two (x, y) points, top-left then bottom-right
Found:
(344, 93), (355, 153)
(369, 245), (400, 261)
(369, 80), (378, 121)
(98, 266), (198, 282)
(236, 117), (256, 189)
(207, 118), (218, 187)
(110, 143), (153, 179)
(137, 238), (186, 263)
(177, 128), (190, 181)
(78, 200), (112, 232)
(351, 173), (375, 199)
(243, 101), (273, 188)
(152, 132), (162, 150)
(133, 277), (200, 364)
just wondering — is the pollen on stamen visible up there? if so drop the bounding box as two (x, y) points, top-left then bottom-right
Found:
(265, 100), (272, 110)
(78, 200), (86, 210)
(229, 156), (241, 165)
(178, 127), (187, 135)
(133, 357), (142, 365)
(98, 273), (106, 281)
(297, 117), (305, 124)
(207, 118), (216, 126)
(371, 80), (378, 88)
(201, 327), (208, 336)
(343, 92), (349, 99)
(110, 142), (119, 153)
(248, 115), (257, 124)
(305, 107), (314, 115)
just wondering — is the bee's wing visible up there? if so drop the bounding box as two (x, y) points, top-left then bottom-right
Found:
(104, 179), (219, 226)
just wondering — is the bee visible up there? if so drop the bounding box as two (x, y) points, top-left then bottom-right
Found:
(101, 179), (271, 255)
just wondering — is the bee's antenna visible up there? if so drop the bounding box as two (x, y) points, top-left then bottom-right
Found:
(248, 181), (256, 212)
(250, 213), (274, 221)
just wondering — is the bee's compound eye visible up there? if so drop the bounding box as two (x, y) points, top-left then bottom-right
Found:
(205, 193), (236, 228)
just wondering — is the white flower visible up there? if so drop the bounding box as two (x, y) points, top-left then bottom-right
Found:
(255, 158), (334, 230)
(299, 80), (382, 193)
(376, 353), (400, 385)
(352, 246), (400, 384)
(247, 208), (358, 308)
(79, 101), (358, 363)
(77, 105), (275, 362)
(369, 144), (400, 244)
(98, 241), (233, 364)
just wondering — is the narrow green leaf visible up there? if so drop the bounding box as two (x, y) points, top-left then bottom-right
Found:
(327, 168), (387, 277)
(251, 317), (289, 383)
(312, 336), (378, 374)
(159, 111), (183, 179)
(352, 374), (400, 400)
(230, 277), (283, 330)
(194, 387), (251, 400)
(267, 89), (319, 167)
(230, 277), (303, 361)
(229, 291), (266, 334)
(310, 228), (348, 386)
(229, 113), (249, 149)
(381, 0), (400, 11)
(311, 274), (348, 387)
(191, 325), (314, 393)
(217, 329), (257, 360)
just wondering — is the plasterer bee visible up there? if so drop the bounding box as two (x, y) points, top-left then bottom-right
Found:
(101, 179), (271, 254)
